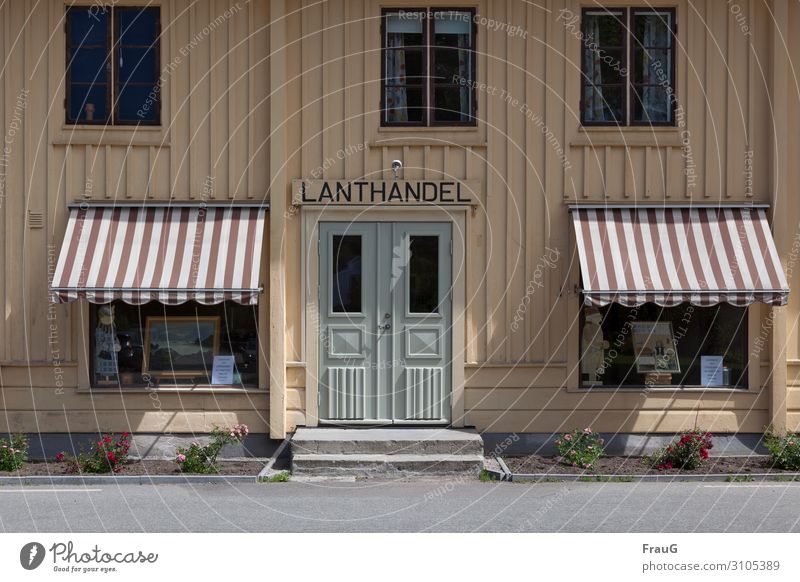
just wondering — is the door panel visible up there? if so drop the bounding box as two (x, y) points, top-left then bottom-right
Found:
(319, 222), (451, 424)
(391, 223), (452, 423)
(319, 223), (385, 421)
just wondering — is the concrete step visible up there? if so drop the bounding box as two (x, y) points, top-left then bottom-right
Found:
(291, 453), (484, 478)
(291, 427), (484, 456)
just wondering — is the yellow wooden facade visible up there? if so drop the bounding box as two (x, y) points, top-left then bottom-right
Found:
(2, 0), (800, 438)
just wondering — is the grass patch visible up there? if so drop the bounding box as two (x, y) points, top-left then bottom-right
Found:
(479, 469), (497, 482)
(771, 475), (800, 482)
(725, 475), (755, 483)
(261, 471), (291, 483)
(579, 475), (635, 482)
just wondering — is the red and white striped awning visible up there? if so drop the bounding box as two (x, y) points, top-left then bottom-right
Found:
(50, 204), (266, 305)
(572, 206), (789, 307)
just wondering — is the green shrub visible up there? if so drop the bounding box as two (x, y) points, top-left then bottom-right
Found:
(555, 428), (605, 470)
(175, 424), (248, 474)
(0, 434), (29, 471)
(646, 430), (713, 471)
(763, 429), (800, 471)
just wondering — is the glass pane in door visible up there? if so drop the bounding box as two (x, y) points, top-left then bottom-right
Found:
(332, 235), (362, 313)
(408, 235), (439, 313)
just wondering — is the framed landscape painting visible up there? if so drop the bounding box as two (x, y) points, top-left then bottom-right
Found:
(143, 316), (220, 378)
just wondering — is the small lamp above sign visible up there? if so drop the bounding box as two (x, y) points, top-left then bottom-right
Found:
(391, 159), (403, 180)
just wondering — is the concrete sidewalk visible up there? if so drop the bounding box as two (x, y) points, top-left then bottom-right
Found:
(1, 480), (799, 532)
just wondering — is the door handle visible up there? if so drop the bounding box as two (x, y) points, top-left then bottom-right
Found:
(378, 323), (391, 331)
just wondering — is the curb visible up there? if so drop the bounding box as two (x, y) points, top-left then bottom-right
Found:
(496, 457), (512, 481)
(0, 475), (260, 486)
(496, 457), (800, 483)
(505, 472), (800, 483)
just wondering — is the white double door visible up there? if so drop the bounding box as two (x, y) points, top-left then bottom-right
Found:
(318, 222), (452, 424)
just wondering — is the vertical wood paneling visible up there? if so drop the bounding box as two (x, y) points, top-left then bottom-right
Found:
(0, 1), (272, 367)
(510, 0), (526, 360)
(1, 0), (797, 437)
(4, 0), (24, 360)
(285, 5), (303, 363)
(0, 0), (7, 360)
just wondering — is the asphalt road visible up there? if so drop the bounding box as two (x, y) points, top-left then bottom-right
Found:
(1, 480), (800, 532)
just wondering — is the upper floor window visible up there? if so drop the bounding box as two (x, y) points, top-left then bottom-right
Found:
(581, 8), (676, 126)
(381, 9), (476, 126)
(66, 6), (160, 125)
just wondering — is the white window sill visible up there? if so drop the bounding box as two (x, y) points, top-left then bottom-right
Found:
(569, 385), (752, 393)
(54, 125), (169, 147)
(579, 125), (680, 133)
(572, 126), (683, 147)
(78, 386), (265, 394)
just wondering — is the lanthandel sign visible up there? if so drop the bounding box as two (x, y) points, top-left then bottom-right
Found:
(293, 180), (481, 206)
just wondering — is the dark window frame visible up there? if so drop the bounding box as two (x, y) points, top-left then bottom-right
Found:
(577, 299), (750, 390)
(381, 7), (478, 127)
(580, 7), (677, 127)
(65, 5), (161, 126)
(89, 300), (260, 389)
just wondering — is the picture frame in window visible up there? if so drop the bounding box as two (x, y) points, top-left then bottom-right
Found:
(631, 321), (681, 373)
(142, 316), (220, 378)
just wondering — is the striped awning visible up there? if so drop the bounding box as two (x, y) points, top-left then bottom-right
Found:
(51, 204), (266, 305)
(572, 206), (789, 307)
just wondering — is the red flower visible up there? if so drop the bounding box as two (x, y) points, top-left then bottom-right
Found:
(700, 449), (709, 459)
(121, 432), (130, 438)
(107, 452), (116, 463)
(55, 452), (65, 462)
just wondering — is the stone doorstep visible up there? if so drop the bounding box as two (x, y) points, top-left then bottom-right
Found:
(291, 453), (484, 477)
(291, 427), (484, 456)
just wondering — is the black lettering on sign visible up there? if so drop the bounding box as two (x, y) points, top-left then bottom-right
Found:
(294, 180), (476, 206)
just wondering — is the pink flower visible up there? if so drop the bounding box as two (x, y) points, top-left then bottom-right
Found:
(55, 452), (65, 462)
(583, 428), (592, 434)
(177, 454), (186, 463)
(564, 434), (572, 442)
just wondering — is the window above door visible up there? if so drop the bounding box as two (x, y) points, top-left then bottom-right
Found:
(66, 5), (160, 125)
(581, 7), (676, 127)
(381, 8), (477, 127)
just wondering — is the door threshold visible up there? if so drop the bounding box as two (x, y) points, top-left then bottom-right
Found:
(318, 420), (452, 427)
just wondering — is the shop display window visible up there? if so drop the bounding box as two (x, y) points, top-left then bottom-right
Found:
(580, 302), (748, 388)
(92, 301), (259, 388)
